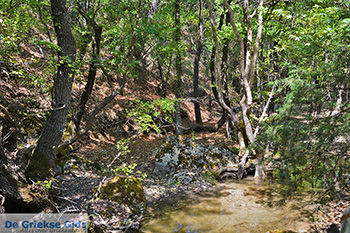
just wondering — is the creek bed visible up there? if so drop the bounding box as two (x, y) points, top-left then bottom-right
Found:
(141, 177), (312, 233)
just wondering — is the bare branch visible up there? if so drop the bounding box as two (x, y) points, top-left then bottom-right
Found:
(254, 84), (275, 138)
(58, 68), (118, 148)
(223, 0), (246, 73)
(207, 0), (240, 130)
(249, 0), (264, 86)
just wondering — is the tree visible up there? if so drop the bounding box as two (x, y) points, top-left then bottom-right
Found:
(207, 0), (267, 179)
(256, 0), (350, 196)
(73, 1), (103, 133)
(25, 0), (76, 180)
(192, 0), (204, 125)
(173, 0), (183, 135)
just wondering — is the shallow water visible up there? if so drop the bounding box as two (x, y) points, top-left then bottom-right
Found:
(142, 177), (311, 233)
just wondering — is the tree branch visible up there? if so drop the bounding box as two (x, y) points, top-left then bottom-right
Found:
(254, 84), (275, 138)
(59, 68), (118, 148)
(223, 0), (246, 74)
(249, 0), (264, 86)
(207, 0), (240, 130)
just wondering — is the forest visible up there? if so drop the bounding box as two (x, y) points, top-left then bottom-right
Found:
(0, 0), (349, 232)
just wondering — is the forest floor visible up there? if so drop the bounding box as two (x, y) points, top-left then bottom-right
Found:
(53, 134), (216, 232)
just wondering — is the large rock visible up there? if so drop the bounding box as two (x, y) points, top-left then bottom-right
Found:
(99, 176), (145, 210)
(152, 136), (239, 177)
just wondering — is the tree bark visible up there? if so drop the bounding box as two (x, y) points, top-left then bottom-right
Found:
(223, 0), (265, 179)
(74, 8), (103, 133)
(174, 0), (183, 135)
(25, 0), (76, 180)
(208, 0), (235, 133)
(193, 0), (203, 125)
(57, 67), (118, 149)
(207, 0), (241, 134)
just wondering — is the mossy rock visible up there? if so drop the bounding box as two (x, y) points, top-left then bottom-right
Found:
(267, 231), (297, 233)
(99, 176), (145, 210)
(18, 182), (47, 203)
(153, 136), (239, 176)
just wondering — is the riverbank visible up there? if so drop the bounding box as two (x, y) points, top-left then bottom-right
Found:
(52, 136), (349, 232)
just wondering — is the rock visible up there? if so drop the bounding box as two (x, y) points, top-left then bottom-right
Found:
(99, 176), (145, 210)
(341, 207), (350, 233)
(174, 171), (194, 184)
(153, 152), (179, 176)
(152, 136), (239, 177)
(153, 162), (168, 177)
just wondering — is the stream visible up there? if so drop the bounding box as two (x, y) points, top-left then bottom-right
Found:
(141, 177), (312, 233)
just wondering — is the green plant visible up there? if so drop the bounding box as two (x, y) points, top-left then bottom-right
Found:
(127, 98), (176, 134)
(203, 171), (218, 184)
(112, 163), (147, 184)
(36, 179), (53, 194)
(115, 138), (132, 156)
(190, 129), (196, 140)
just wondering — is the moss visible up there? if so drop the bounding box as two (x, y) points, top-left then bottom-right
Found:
(99, 176), (145, 210)
(203, 171), (218, 184)
(62, 121), (75, 141)
(267, 231), (297, 233)
(18, 182), (47, 204)
(56, 144), (73, 158)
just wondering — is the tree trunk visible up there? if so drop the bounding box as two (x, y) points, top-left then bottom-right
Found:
(208, 1), (232, 132)
(193, 0), (203, 125)
(25, 0), (76, 180)
(207, 0), (242, 147)
(74, 9), (103, 133)
(174, 0), (183, 135)
(1, 146), (52, 213)
(223, 0), (264, 179)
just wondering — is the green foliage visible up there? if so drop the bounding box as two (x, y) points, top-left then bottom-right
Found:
(115, 138), (131, 156)
(112, 163), (147, 186)
(36, 179), (52, 190)
(127, 98), (176, 133)
(203, 171), (218, 184)
(112, 163), (136, 178)
(1, 0), (348, 204)
(0, 0), (55, 87)
(256, 0), (350, 198)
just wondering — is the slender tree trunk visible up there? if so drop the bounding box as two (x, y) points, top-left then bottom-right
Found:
(223, 0), (264, 179)
(25, 0), (76, 180)
(208, 2), (232, 132)
(174, 0), (183, 135)
(207, 0), (240, 134)
(74, 11), (103, 133)
(193, 0), (203, 125)
(331, 86), (344, 116)
(157, 60), (167, 97)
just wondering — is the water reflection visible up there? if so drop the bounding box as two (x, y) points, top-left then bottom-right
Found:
(173, 223), (203, 233)
(142, 178), (311, 233)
